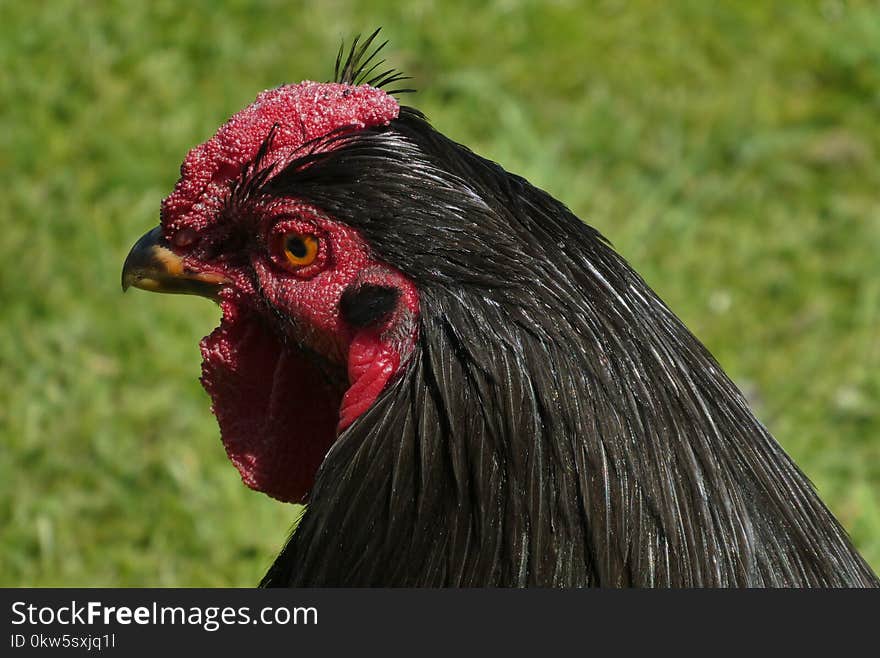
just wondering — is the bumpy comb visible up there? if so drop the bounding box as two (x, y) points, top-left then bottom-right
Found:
(161, 82), (399, 235)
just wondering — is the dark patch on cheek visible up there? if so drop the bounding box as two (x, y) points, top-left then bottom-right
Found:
(339, 283), (400, 328)
(199, 224), (253, 267)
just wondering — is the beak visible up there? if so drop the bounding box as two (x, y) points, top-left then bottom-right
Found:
(121, 226), (229, 300)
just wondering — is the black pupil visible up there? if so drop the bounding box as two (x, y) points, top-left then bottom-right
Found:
(286, 235), (308, 258)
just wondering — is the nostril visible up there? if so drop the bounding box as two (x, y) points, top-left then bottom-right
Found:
(172, 227), (199, 249)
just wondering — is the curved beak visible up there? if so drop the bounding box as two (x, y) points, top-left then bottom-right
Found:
(121, 226), (228, 300)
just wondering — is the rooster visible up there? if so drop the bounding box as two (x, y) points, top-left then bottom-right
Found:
(122, 32), (878, 587)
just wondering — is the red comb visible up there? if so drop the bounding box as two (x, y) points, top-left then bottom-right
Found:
(160, 82), (399, 233)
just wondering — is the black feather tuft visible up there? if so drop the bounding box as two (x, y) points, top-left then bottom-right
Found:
(333, 29), (414, 94)
(228, 123), (281, 209)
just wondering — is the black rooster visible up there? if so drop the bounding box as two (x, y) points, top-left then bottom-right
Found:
(122, 33), (878, 587)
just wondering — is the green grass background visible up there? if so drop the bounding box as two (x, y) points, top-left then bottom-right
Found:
(1, 0), (878, 585)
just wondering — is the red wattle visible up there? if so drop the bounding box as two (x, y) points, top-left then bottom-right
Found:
(200, 300), (343, 503)
(338, 332), (401, 431)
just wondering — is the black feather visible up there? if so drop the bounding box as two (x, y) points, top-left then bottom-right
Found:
(333, 29), (413, 94)
(256, 107), (878, 587)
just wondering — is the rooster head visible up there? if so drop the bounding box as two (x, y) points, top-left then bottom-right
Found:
(122, 37), (420, 503)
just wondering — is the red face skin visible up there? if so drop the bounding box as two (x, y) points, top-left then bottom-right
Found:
(158, 82), (419, 503)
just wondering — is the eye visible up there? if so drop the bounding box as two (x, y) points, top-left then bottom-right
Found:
(282, 233), (319, 268)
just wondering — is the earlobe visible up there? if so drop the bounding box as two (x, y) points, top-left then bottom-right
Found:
(339, 283), (401, 328)
(336, 269), (420, 431)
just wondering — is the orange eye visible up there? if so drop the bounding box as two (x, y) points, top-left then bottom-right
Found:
(282, 233), (319, 268)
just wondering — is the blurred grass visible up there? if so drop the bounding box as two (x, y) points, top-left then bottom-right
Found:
(1, 0), (878, 585)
